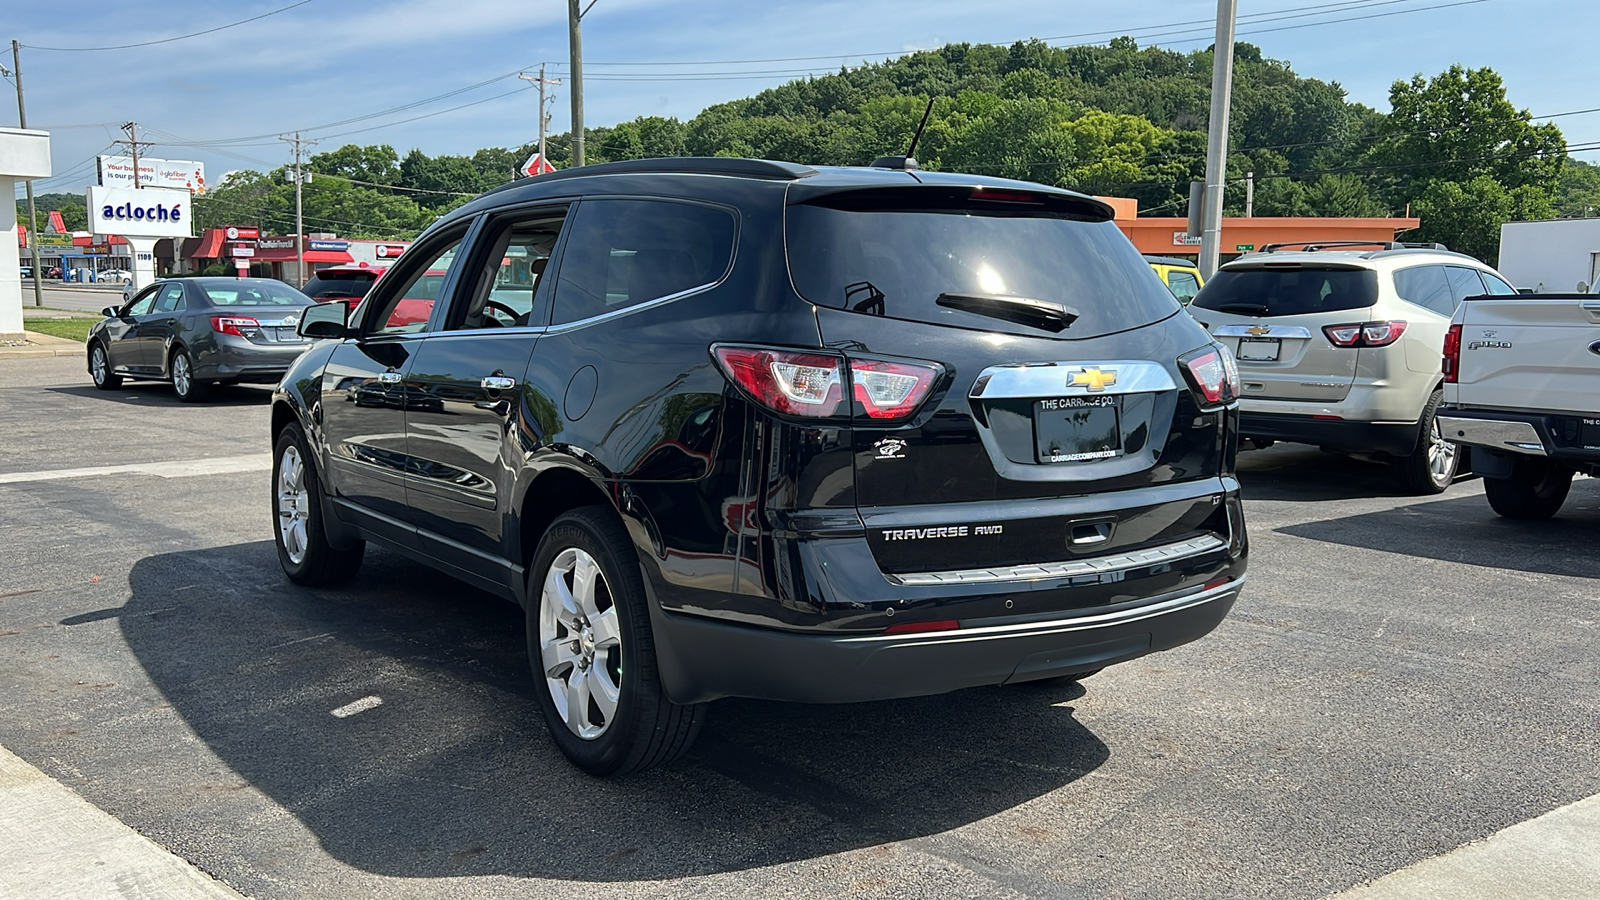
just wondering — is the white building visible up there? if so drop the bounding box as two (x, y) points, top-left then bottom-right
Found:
(1, 127), (52, 341)
(1498, 218), (1600, 293)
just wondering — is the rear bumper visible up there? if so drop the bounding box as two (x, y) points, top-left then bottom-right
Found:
(649, 576), (1244, 704)
(1239, 411), (1420, 456)
(199, 337), (314, 383)
(1440, 408), (1600, 473)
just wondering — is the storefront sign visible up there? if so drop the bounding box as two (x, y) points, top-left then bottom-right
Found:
(225, 225), (260, 240)
(231, 246), (256, 258)
(97, 156), (207, 193)
(36, 234), (75, 249)
(256, 237), (297, 250)
(1172, 231), (1203, 247)
(308, 240), (348, 252)
(374, 244), (407, 259)
(1235, 243), (1255, 252)
(87, 185), (192, 238)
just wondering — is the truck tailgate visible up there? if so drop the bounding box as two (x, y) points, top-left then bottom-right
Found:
(1452, 298), (1600, 414)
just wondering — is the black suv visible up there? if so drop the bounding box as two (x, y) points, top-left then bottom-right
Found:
(273, 158), (1248, 775)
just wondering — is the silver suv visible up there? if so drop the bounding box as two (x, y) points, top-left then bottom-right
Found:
(1189, 242), (1518, 493)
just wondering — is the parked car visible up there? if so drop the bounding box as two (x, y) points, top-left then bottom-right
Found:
(47, 266), (62, 279)
(1145, 255), (1204, 305)
(19, 265), (32, 279)
(301, 263), (385, 304)
(88, 277), (317, 402)
(273, 157), (1249, 775)
(96, 268), (132, 283)
(1439, 289), (1600, 519)
(1189, 241), (1518, 493)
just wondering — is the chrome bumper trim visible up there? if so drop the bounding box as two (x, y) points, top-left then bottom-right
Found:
(888, 533), (1228, 587)
(1437, 416), (1547, 456)
(843, 576), (1246, 645)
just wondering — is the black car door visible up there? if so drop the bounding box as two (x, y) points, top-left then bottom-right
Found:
(317, 223), (475, 547)
(107, 287), (159, 371)
(401, 204), (570, 580)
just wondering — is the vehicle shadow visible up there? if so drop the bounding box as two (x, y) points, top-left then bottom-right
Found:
(1276, 478), (1600, 579)
(1236, 442), (1475, 502)
(117, 542), (1108, 881)
(45, 382), (273, 407)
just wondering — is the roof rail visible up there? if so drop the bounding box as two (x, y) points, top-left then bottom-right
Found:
(521, 157), (818, 184)
(1258, 240), (1450, 254)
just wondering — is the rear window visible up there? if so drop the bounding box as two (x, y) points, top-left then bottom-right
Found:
(199, 281), (312, 306)
(302, 272), (378, 299)
(786, 190), (1178, 339)
(1192, 266), (1378, 317)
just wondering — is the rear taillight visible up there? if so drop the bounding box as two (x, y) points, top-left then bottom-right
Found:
(849, 359), (940, 419)
(712, 346), (844, 417)
(211, 316), (260, 337)
(1442, 323), (1462, 383)
(712, 345), (941, 422)
(1179, 343), (1240, 408)
(1323, 320), (1407, 347)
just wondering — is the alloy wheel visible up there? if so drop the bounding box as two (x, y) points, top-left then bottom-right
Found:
(172, 353), (192, 396)
(91, 346), (108, 385)
(276, 444), (310, 565)
(538, 547), (622, 740)
(1427, 416), (1458, 486)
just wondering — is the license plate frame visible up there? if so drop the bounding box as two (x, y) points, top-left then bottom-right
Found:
(1034, 396), (1122, 463)
(1236, 338), (1281, 361)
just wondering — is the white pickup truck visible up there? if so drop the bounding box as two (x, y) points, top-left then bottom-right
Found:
(1438, 293), (1600, 518)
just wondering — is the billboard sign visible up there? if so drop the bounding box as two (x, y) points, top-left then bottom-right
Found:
(87, 185), (193, 238)
(97, 156), (207, 193)
(225, 225), (260, 240)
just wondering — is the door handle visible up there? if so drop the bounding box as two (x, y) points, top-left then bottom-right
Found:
(481, 375), (517, 391)
(376, 371), (402, 385)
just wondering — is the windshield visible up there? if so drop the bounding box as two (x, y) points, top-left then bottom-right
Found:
(199, 281), (312, 307)
(1191, 266), (1378, 317)
(787, 194), (1178, 339)
(302, 272), (378, 299)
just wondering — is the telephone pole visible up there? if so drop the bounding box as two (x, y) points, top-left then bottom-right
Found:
(115, 122), (154, 188)
(568, 0), (596, 166)
(279, 132), (317, 285)
(10, 41), (43, 308)
(1198, 0), (1238, 278)
(519, 66), (562, 168)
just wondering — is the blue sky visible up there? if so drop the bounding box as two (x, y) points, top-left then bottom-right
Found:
(8, 0), (1596, 201)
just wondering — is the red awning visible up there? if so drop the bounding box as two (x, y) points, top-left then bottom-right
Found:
(250, 248), (353, 264)
(192, 228), (225, 259)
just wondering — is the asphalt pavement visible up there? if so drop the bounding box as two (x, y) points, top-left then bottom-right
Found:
(1, 354), (1596, 899)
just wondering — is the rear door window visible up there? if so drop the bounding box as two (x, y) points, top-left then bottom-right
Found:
(787, 189), (1176, 339)
(1392, 265), (1454, 315)
(1191, 266), (1378, 317)
(1166, 270), (1201, 304)
(1444, 266), (1489, 307)
(551, 198), (736, 326)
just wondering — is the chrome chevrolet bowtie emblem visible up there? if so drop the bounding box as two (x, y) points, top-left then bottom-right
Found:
(1246, 325), (1271, 336)
(1069, 366), (1117, 392)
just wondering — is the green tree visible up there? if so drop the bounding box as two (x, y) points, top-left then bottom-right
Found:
(1410, 175), (1556, 261)
(1555, 159), (1600, 218)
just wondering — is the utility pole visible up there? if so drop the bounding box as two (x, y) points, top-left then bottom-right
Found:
(1245, 171), (1255, 218)
(519, 66), (562, 167)
(115, 122), (153, 188)
(10, 41), (44, 308)
(568, 0), (596, 166)
(1198, 0), (1237, 278)
(279, 132), (316, 286)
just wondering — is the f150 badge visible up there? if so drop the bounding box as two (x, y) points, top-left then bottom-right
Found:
(1468, 332), (1513, 350)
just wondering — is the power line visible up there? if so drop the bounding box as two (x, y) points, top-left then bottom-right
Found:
(22, 0), (321, 52)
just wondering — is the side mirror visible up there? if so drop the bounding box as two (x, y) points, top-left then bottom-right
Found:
(299, 302), (350, 339)
(101, 306), (121, 318)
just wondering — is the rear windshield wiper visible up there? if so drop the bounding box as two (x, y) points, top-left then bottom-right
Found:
(1209, 302), (1270, 315)
(936, 292), (1080, 333)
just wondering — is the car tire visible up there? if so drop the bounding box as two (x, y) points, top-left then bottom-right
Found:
(1483, 458), (1573, 520)
(273, 423), (365, 586)
(89, 342), (122, 390)
(526, 506), (704, 776)
(1397, 391), (1459, 495)
(170, 347), (211, 403)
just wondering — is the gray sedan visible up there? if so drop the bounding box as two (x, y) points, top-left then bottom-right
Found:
(87, 277), (319, 402)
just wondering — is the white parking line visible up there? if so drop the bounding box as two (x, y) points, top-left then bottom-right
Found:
(1327, 793), (1600, 899)
(0, 744), (246, 899)
(0, 454), (273, 485)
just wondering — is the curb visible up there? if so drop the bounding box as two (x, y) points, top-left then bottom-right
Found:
(0, 332), (85, 360)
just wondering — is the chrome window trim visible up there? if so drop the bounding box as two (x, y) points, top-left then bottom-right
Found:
(1211, 324), (1313, 339)
(544, 281), (719, 335)
(843, 574), (1245, 645)
(886, 533), (1227, 587)
(968, 360), (1178, 399)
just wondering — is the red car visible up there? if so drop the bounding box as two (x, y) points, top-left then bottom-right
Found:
(302, 263), (436, 328)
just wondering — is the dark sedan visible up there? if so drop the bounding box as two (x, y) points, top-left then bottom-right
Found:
(88, 277), (317, 402)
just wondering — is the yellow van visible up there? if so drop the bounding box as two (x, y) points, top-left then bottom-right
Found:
(1145, 256), (1204, 305)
